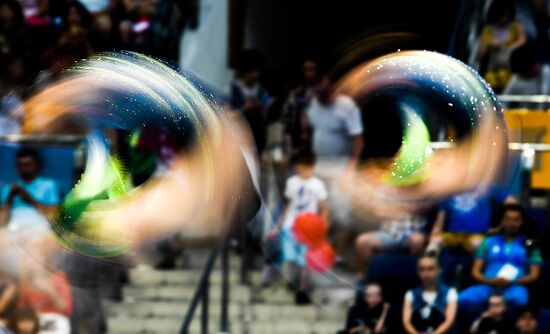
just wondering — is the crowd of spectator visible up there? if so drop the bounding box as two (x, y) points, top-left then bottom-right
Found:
(0, 0), (191, 331)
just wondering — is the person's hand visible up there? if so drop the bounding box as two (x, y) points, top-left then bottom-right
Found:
(6, 183), (21, 206)
(266, 227), (279, 241)
(481, 310), (494, 319)
(490, 277), (513, 287)
(429, 230), (442, 242)
(486, 225), (502, 235)
(16, 187), (35, 205)
(7, 183), (20, 198)
(489, 39), (505, 48)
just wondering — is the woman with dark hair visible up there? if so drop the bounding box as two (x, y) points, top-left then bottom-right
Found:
(0, 0), (30, 57)
(477, 0), (526, 93)
(42, 0), (94, 73)
(402, 254), (457, 334)
(345, 282), (391, 333)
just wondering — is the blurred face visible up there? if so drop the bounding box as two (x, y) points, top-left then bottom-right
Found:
(67, 6), (82, 26)
(243, 70), (260, 87)
(488, 295), (506, 317)
(303, 60), (318, 83)
(315, 78), (335, 105)
(502, 210), (523, 236)
(16, 156), (38, 180)
(295, 163), (314, 179)
(17, 319), (37, 334)
(418, 257), (438, 285)
(8, 57), (25, 80)
(364, 284), (383, 308)
(517, 312), (537, 333)
(0, 4), (14, 25)
(497, 10), (511, 26)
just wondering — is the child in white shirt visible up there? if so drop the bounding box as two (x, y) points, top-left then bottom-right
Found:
(273, 152), (329, 301)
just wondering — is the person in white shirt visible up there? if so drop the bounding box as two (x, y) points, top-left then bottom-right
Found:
(403, 254), (458, 334)
(503, 43), (550, 109)
(306, 77), (364, 262)
(269, 151), (328, 301)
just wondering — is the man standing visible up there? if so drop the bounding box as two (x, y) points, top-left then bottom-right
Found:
(307, 77), (364, 262)
(0, 147), (59, 232)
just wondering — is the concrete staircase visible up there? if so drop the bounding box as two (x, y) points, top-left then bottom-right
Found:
(105, 249), (349, 334)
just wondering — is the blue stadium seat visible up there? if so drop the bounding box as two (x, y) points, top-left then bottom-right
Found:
(538, 308), (550, 333)
(439, 248), (475, 289)
(366, 255), (419, 304)
(532, 261), (550, 309)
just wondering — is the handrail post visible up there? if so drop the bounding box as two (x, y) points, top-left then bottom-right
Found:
(180, 249), (218, 334)
(220, 237), (230, 333)
(201, 273), (209, 334)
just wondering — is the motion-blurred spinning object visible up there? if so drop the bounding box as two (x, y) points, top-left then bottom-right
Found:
(336, 50), (508, 221)
(22, 52), (258, 257)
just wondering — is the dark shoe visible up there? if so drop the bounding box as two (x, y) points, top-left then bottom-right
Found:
(295, 291), (312, 305)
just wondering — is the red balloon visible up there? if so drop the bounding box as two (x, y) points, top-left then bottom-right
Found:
(306, 242), (336, 272)
(292, 213), (328, 247)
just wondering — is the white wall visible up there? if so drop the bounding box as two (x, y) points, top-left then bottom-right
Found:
(179, 0), (232, 90)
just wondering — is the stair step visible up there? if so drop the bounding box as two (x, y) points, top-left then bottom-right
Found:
(123, 285), (251, 302)
(128, 268), (261, 286)
(107, 301), (242, 318)
(107, 316), (244, 334)
(107, 316), (342, 334)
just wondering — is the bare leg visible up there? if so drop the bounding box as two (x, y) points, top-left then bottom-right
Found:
(354, 232), (382, 277)
(408, 232), (426, 255)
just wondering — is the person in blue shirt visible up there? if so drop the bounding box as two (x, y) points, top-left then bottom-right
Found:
(428, 186), (516, 255)
(459, 204), (542, 317)
(0, 147), (59, 232)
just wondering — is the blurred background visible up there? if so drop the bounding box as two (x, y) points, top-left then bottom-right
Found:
(2, 0), (550, 333)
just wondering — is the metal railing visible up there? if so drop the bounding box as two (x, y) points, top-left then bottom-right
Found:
(429, 141), (550, 152)
(179, 239), (230, 334)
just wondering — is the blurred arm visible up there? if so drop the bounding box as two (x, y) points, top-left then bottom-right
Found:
(433, 299), (457, 334)
(402, 298), (418, 334)
(516, 265), (541, 285)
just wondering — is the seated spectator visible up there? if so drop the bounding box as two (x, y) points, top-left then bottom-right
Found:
(18, 260), (72, 333)
(0, 147), (59, 232)
(428, 186), (515, 255)
(470, 293), (512, 334)
(0, 0), (31, 58)
(503, 43), (550, 109)
(477, 0), (526, 93)
(459, 204), (542, 316)
(515, 306), (538, 334)
(402, 254), (457, 334)
(0, 55), (25, 136)
(8, 306), (39, 334)
(344, 282), (391, 334)
(42, 1), (94, 74)
(355, 215), (426, 276)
